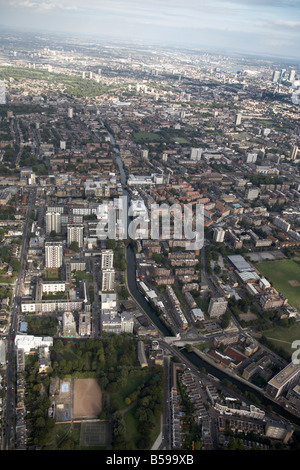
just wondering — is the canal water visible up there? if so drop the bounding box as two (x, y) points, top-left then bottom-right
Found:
(115, 154), (172, 336)
(126, 243), (171, 336)
(115, 153), (300, 429)
(180, 349), (300, 428)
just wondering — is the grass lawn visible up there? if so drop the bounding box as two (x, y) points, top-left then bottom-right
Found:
(109, 370), (152, 412)
(132, 131), (190, 145)
(256, 259), (300, 310)
(123, 403), (140, 450)
(75, 270), (93, 282)
(46, 422), (105, 450)
(109, 369), (162, 449)
(195, 341), (213, 352)
(132, 132), (162, 143)
(54, 342), (82, 362)
(195, 297), (210, 314)
(291, 252), (300, 263)
(262, 322), (300, 358)
(45, 268), (61, 280)
(0, 274), (16, 284)
(44, 423), (71, 449)
(254, 119), (275, 127)
(171, 136), (190, 144)
(123, 399), (161, 450)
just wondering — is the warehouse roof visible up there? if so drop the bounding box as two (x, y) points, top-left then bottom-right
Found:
(227, 254), (255, 272)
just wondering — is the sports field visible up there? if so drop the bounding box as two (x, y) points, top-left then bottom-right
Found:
(73, 378), (102, 419)
(262, 322), (300, 358)
(79, 421), (110, 449)
(256, 259), (300, 310)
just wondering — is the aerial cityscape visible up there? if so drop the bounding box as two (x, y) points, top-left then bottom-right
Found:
(0, 0), (300, 455)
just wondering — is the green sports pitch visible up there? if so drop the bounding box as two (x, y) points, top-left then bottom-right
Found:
(256, 259), (300, 310)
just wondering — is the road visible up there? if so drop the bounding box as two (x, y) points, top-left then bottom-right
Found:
(91, 257), (101, 338)
(12, 117), (22, 169)
(155, 339), (222, 450)
(2, 187), (36, 450)
(160, 354), (172, 449)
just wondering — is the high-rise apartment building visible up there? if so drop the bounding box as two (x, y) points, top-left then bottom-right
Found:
(273, 216), (291, 232)
(235, 113), (242, 126)
(245, 187), (260, 200)
(280, 69), (286, 81)
(190, 148), (202, 161)
(67, 224), (84, 248)
(46, 211), (61, 235)
(272, 70), (280, 83)
(246, 152), (257, 164)
(290, 145), (298, 160)
(46, 206), (64, 214)
(266, 363), (300, 399)
(213, 226), (225, 243)
(289, 70), (296, 82)
(101, 249), (114, 269)
(62, 311), (77, 337)
(45, 242), (63, 268)
(78, 311), (91, 337)
(101, 269), (115, 292)
(208, 297), (228, 319)
(141, 149), (149, 160)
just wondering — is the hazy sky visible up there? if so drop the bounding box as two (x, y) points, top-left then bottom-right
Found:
(1, 0), (300, 59)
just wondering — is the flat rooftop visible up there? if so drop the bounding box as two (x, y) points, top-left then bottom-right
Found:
(268, 362), (300, 389)
(227, 254), (255, 272)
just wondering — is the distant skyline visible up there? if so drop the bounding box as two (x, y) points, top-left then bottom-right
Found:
(0, 0), (300, 60)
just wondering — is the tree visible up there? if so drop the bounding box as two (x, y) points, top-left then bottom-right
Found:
(35, 417), (46, 428)
(226, 438), (245, 450)
(107, 239), (116, 250)
(221, 310), (231, 329)
(112, 411), (127, 439)
(99, 376), (109, 389)
(214, 265), (221, 275)
(11, 258), (21, 271)
(53, 339), (64, 352)
(69, 241), (79, 252)
(60, 439), (74, 450)
(124, 397), (131, 406)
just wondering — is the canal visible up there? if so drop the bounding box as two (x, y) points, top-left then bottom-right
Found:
(126, 243), (172, 336)
(115, 151), (300, 429)
(115, 153), (172, 336)
(180, 348), (300, 428)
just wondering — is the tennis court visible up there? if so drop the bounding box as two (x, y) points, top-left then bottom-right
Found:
(79, 421), (110, 448)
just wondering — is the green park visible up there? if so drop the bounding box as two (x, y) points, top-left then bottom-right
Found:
(256, 259), (300, 311)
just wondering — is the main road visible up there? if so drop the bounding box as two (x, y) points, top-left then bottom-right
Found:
(2, 187), (36, 450)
